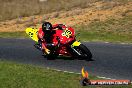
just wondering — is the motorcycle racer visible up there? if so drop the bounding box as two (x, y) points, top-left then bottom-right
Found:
(26, 21), (93, 61)
(36, 21), (74, 55)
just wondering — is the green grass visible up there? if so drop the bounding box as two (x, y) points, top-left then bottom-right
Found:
(76, 30), (132, 43)
(0, 31), (28, 38)
(0, 60), (132, 88)
(0, 60), (97, 88)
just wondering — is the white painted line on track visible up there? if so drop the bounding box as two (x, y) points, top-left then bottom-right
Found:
(47, 67), (116, 80)
(97, 76), (115, 80)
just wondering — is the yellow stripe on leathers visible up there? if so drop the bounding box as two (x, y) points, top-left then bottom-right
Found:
(25, 28), (39, 42)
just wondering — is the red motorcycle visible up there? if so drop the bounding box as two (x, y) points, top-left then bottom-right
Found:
(26, 27), (93, 61)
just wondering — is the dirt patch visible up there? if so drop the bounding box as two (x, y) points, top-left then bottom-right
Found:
(0, 1), (131, 32)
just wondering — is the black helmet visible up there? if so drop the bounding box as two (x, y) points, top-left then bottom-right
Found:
(42, 22), (52, 32)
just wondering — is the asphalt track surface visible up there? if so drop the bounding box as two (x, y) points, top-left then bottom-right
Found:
(0, 38), (132, 80)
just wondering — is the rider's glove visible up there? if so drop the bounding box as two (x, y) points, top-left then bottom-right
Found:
(45, 48), (50, 54)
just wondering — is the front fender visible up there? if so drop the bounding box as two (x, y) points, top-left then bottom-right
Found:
(71, 41), (81, 47)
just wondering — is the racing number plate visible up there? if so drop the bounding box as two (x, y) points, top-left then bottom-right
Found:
(62, 28), (72, 38)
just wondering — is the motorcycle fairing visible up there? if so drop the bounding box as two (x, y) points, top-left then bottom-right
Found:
(26, 28), (39, 42)
(53, 27), (75, 45)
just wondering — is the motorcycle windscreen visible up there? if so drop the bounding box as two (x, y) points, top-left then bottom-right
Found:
(25, 28), (39, 42)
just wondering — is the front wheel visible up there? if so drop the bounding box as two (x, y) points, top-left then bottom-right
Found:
(74, 44), (93, 61)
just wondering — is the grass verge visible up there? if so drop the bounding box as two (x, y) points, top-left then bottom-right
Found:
(0, 60), (132, 88)
(76, 30), (132, 43)
(0, 31), (28, 38)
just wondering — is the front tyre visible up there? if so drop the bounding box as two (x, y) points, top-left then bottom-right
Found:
(76, 44), (93, 61)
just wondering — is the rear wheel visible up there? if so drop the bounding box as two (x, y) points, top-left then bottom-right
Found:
(74, 44), (93, 61)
